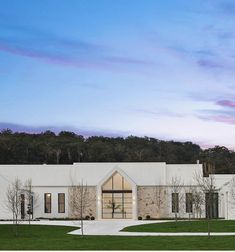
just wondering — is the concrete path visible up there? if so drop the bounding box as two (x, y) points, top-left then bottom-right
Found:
(67, 220), (235, 236)
(1, 219), (235, 236)
(68, 220), (168, 236)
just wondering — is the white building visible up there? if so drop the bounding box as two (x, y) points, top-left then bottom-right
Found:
(0, 162), (234, 220)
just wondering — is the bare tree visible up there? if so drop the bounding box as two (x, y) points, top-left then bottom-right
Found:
(170, 176), (184, 222)
(191, 186), (204, 219)
(5, 178), (23, 236)
(23, 179), (39, 224)
(106, 200), (121, 218)
(68, 179), (91, 237)
(194, 172), (216, 238)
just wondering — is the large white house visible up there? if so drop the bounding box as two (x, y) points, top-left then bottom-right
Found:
(0, 162), (235, 220)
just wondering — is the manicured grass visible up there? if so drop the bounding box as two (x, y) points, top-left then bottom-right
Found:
(1, 224), (235, 250)
(122, 220), (235, 233)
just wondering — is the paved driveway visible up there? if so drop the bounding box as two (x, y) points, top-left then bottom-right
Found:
(68, 220), (168, 236)
(67, 220), (235, 236)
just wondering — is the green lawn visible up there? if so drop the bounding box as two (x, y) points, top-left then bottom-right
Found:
(122, 220), (235, 233)
(1, 224), (235, 250)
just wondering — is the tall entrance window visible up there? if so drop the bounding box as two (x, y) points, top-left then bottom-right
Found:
(102, 172), (132, 219)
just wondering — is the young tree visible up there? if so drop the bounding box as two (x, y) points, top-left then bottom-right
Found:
(190, 186), (204, 219)
(170, 176), (184, 222)
(68, 179), (91, 237)
(23, 179), (39, 224)
(5, 178), (22, 236)
(194, 172), (216, 238)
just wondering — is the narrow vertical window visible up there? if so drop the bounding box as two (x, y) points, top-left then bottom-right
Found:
(31, 195), (34, 217)
(21, 194), (25, 219)
(172, 193), (179, 213)
(186, 193), (193, 213)
(44, 193), (51, 213)
(58, 193), (65, 213)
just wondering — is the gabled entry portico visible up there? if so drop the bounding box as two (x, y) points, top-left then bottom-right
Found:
(97, 167), (137, 220)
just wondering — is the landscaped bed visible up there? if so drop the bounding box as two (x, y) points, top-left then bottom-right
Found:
(122, 220), (235, 233)
(1, 224), (235, 250)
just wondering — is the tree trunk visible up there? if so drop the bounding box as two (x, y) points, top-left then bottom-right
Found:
(207, 218), (210, 238)
(207, 193), (212, 238)
(175, 212), (178, 222)
(15, 215), (18, 237)
(80, 183), (84, 237)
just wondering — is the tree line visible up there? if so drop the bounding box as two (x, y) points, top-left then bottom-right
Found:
(0, 129), (234, 174)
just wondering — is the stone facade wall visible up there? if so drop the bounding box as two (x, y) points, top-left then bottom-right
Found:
(137, 186), (206, 219)
(137, 186), (168, 219)
(68, 186), (96, 219)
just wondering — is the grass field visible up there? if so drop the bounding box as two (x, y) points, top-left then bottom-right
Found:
(1, 223), (235, 250)
(122, 220), (235, 233)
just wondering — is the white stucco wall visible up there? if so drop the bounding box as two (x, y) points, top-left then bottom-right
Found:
(3, 162), (230, 220)
(211, 174), (235, 220)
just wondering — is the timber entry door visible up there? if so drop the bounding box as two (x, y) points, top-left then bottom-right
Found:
(102, 172), (132, 219)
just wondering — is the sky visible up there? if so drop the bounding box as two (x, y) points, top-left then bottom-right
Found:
(1, 0), (235, 149)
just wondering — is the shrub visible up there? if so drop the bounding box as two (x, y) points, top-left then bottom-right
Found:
(146, 215), (151, 220)
(138, 216), (142, 220)
(91, 216), (95, 220)
(85, 215), (90, 220)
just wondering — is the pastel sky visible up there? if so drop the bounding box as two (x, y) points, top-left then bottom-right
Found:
(1, 0), (235, 149)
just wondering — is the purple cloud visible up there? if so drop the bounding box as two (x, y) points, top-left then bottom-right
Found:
(197, 59), (225, 69)
(209, 115), (235, 125)
(216, 100), (235, 108)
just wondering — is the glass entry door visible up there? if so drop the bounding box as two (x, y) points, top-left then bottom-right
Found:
(102, 172), (132, 219)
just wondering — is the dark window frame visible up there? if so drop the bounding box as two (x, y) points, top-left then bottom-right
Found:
(20, 194), (25, 219)
(185, 193), (193, 213)
(205, 192), (219, 218)
(44, 193), (51, 213)
(172, 193), (179, 213)
(58, 193), (65, 213)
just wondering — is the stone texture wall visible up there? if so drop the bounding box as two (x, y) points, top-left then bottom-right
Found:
(68, 186), (96, 219)
(137, 186), (168, 219)
(137, 186), (206, 219)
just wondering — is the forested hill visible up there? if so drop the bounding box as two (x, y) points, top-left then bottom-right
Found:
(0, 129), (234, 174)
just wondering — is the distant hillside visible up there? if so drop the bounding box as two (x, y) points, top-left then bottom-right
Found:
(0, 129), (234, 174)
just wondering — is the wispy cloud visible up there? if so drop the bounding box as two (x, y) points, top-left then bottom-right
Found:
(0, 25), (153, 71)
(196, 98), (235, 125)
(201, 115), (235, 125)
(135, 108), (185, 118)
(216, 99), (235, 108)
(0, 42), (108, 69)
(197, 59), (220, 69)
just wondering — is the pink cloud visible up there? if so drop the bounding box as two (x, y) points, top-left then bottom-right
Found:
(216, 100), (235, 108)
(209, 115), (235, 124)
